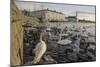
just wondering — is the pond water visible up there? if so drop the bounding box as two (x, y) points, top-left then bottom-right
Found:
(47, 22), (95, 36)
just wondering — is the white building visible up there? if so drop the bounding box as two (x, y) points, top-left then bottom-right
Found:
(30, 9), (67, 22)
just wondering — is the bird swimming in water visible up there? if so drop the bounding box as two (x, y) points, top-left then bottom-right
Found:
(32, 30), (47, 64)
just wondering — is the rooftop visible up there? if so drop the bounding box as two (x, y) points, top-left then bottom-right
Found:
(31, 9), (64, 15)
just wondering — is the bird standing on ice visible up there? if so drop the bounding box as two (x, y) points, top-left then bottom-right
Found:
(32, 30), (47, 64)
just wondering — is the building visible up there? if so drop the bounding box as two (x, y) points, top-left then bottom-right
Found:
(67, 16), (77, 22)
(30, 9), (67, 22)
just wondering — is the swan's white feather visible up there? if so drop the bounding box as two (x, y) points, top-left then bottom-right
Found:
(32, 40), (46, 64)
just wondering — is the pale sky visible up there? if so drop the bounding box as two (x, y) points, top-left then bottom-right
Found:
(15, 0), (96, 21)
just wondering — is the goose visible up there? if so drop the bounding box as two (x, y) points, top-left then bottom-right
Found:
(32, 30), (47, 64)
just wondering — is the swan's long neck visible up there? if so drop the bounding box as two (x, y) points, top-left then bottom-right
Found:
(40, 33), (43, 42)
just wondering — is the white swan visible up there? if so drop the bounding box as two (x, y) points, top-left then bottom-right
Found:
(32, 32), (47, 64)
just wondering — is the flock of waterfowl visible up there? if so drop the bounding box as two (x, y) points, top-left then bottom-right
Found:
(23, 22), (95, 64)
